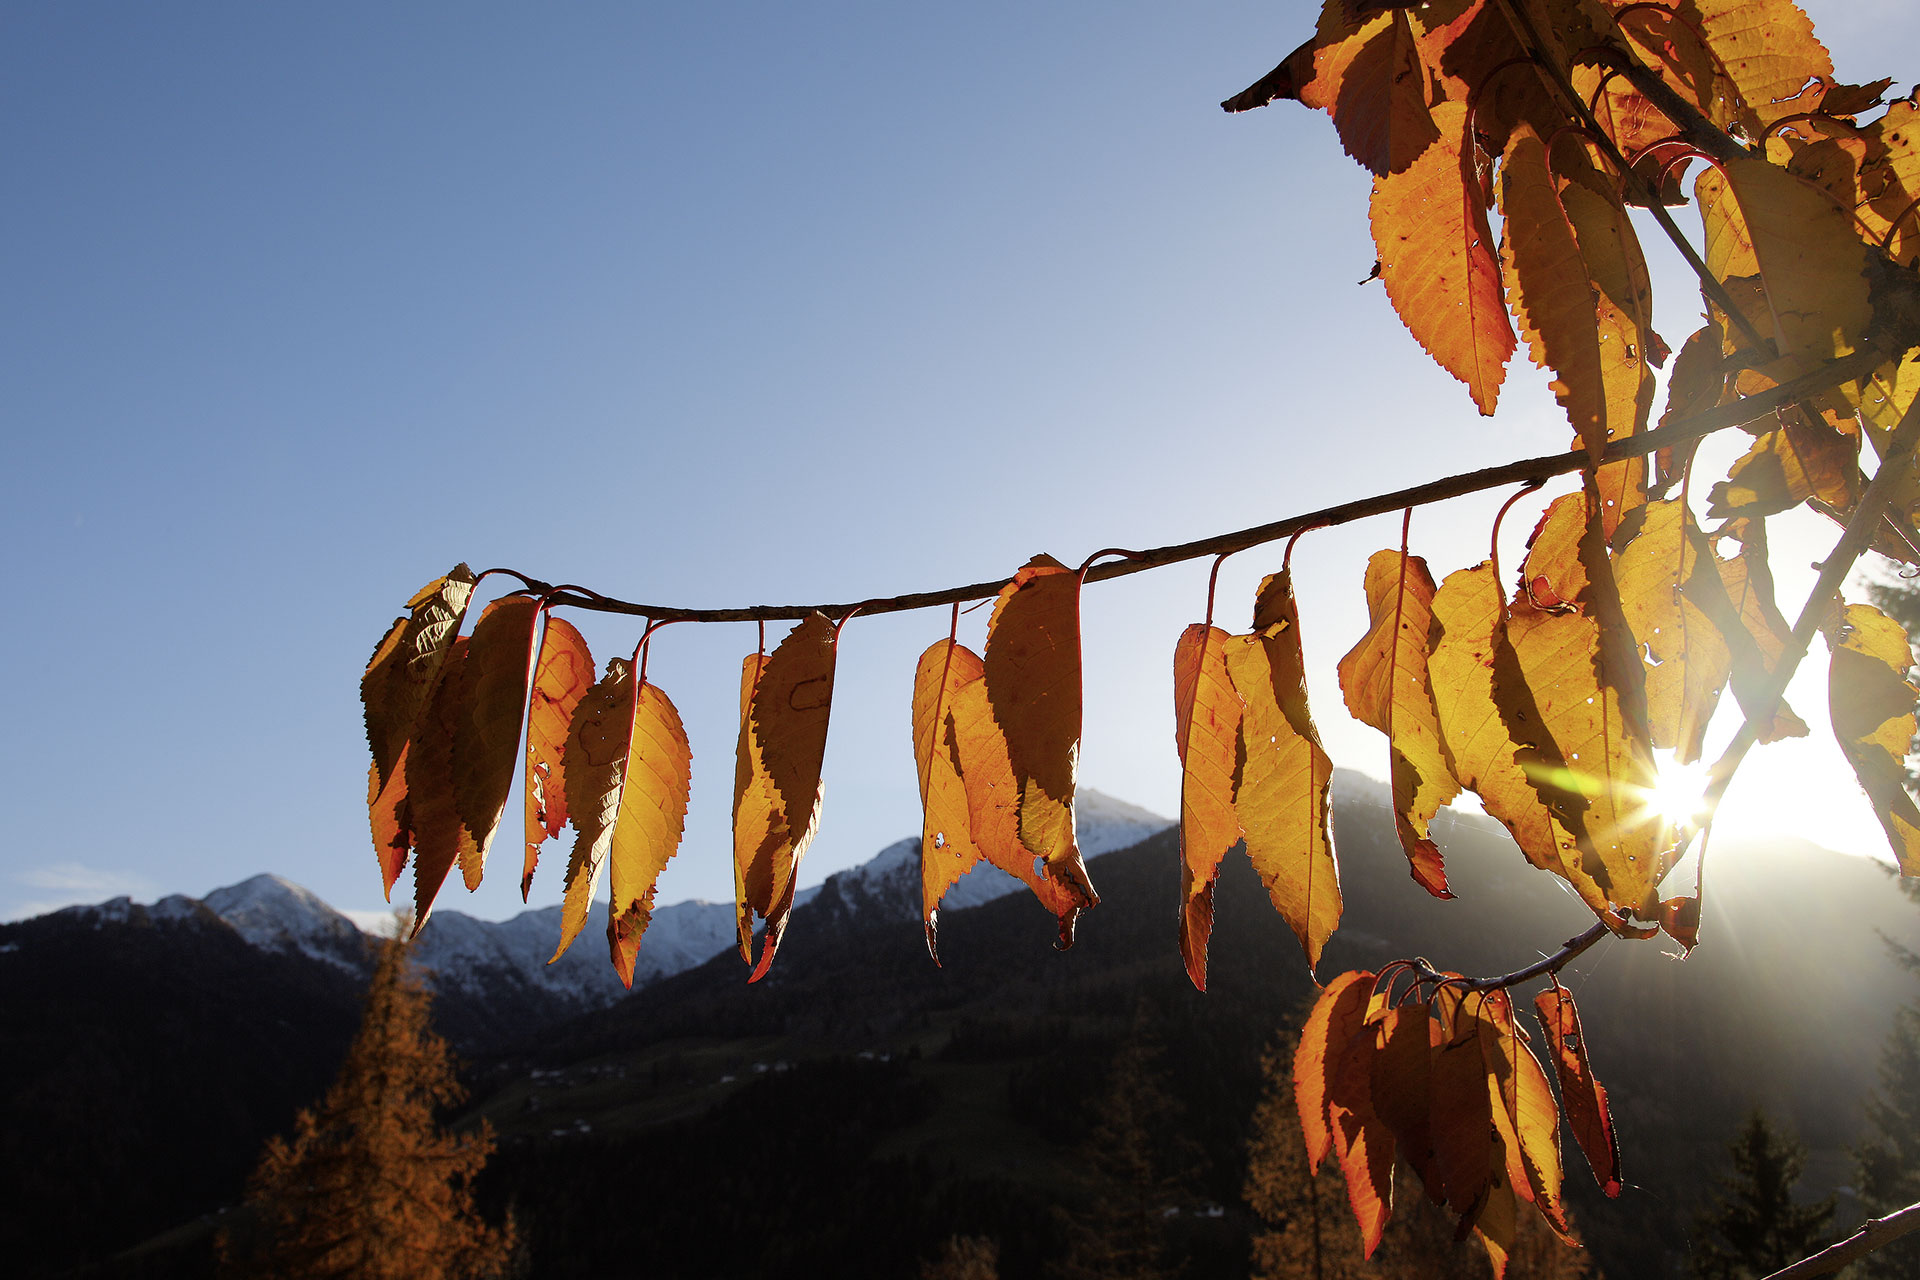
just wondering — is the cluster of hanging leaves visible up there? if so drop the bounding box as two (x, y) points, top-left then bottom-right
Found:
(1293, 969), (1623, 1273)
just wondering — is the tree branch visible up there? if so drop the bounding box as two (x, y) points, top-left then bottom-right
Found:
(1758, 1200), (1920, 1280)
(495, 345), (1896, 625)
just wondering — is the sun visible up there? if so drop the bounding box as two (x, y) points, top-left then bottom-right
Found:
(1642, 754), (1712, 829)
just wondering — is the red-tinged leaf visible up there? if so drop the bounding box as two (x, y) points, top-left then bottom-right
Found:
(1430, 563), (1616, 920)
(1413, 0), (1580, 157)
(1220, 36), (1316, 113)
(1660, 895), (1702, 951)
(1174, 624), (1243, 990)
(606, 682), (693, 988)
(734, 614), (837, 981)
(362, 565), (477, 896)
(1371, 1002), (1443, 1204)
(1828, 602), (1920, 874)
(1371, 99), (1515, 415)
(948, 662), (1098, 945)
(1224, 571), (1341, 971)
(1519, 492), (1589, 613)
(1294, 970), (1375, 1174)
(913, 638), (988, 962)
(1327, 1019), (1396, 1256)
(1612, 501), (1733, 764)
(552, 657), (637, 962)
(1338, 549), (1461, 898)
(407, 637), (477, 934)
(449, 594), (542, 892)
(1534, 987), (1622, 1197)
(1325, 7), (1441, 177)
(985, 555), (1082, 863)
(1652, 321), (1729, 494)
(522, 615), (594, 900)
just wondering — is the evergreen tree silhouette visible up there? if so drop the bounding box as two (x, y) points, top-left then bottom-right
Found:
(218, 927), (515, 1280)
(1241, 1036), (1369, 1280)
(1692, 1108), (1833, 1280)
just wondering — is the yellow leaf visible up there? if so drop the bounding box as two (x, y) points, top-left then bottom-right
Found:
(1429, 562), (1615, 919)
(1371, 100), (1515, 415)
(1223, 570), (1340, 972)
(1518, 491), (1589, 611)
(734, 614), (837, 981)
(1695, 166), (1761, 284)
(1691, 0), (1833, 127)
(449, 595), (543, 892)
(1719, 152), (1874, 373)
(1174, 623), (1243, 990)
(984, 555), (1082, 863)
(606, 682), (693, 988)
(1478, 996), (1573, 1243)
(1828, 602), (1920, 874)
(1693, 518), (1810, 742)
(552, 657), (636, 963)
(361, 565), (477, 897)
(1706, 418), (1860, 520)
(912, 638), (988, 961)
(522, 614), (595, 900)
(1612, 501), (1734, 764)
(949, 661), (1099, 944)
(1338, 549), (1461, 897)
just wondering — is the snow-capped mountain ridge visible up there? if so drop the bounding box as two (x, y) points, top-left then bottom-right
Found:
(44, 789), (1173, 1014)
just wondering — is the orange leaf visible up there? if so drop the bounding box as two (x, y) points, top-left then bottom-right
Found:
(1370, 1002), (1443, 1204)
(1478, 995), (1572, 1242)
(1828, 602), (1920, 874)
(1224, 570), (1340, 971)
(1338, 549), (1461, 898)
(1533, 987), (1621, 1197)
(406, 636), (477, 933)
(1660, 894), (1703, 952)
(606, 682), (693, 988)
(1327, 1017), (1396, 1257)
(1294, 970), (1375, 1174)
(1325, 7), (1441, 177)
(1371, 100), (1515, 415)
(361, 565), (477, 897)
(734, 614), (837, 981)
(1428, 1009), (1496, 1220)
(1430, 562), (1615, 920)
(985, 555), (1083, 863)
(1707, 418), (1859, 520)
(1612, 501), (1733, 764)
(1174, 623), (1243, 990)
(449, 595), (543, 892)
(552, 657), (638, 963)
(522, 614), (594, 900)
(949, 660), (1098, 945)
(912, 638), (988, 962)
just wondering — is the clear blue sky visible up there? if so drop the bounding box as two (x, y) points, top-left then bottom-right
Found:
(4, 1), (1916, 924)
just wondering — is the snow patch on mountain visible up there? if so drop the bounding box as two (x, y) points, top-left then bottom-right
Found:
(204, 875), (369, 970)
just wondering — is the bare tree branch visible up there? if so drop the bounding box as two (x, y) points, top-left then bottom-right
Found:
(1759, 1200), (1920, 1280)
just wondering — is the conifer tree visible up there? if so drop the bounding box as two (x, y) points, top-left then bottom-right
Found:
(922, 1234), (1001, 1280)
(1692, 1108), (1833, 1280)
(218, 929), (515, 1280)
(1859, 1004), (1920, 1280)
(1241, 1037), (1369, 1280)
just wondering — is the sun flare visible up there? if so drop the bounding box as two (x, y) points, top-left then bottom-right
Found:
(1642, 756), (1712, 829)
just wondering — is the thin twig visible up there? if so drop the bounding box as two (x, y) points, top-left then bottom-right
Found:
(1757, 1200), (1920, 1280)
(513, 347), (1894, 625)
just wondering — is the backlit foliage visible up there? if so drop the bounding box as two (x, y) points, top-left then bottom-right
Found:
(357, 1), (1920, 1274)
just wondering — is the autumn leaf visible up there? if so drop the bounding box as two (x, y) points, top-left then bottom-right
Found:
(607, 682), (693, 988)
(1371, 100), (1515, 415)
(1326, 1016), (1396, 1256)
(949, 660), (1098, 944)
(1427, 1004), (1497, 1221)
(734, 614), (837, 981)
(1339, 549), (1462, 898)
(552, 657), (637, 963)
(449, 594), (543, 892)
(985, 555), (1082, 863)
(1689, 0), (1834, 128)
(1370, 1001), (1443, 1204)
(1324, 7), (1441, 177)
(1478, 995), (1572, 1242)
(362, 565), (477, 897)
(1660, 894), (1703, 951)
(407, 636), (477, 933)
(1706, 417), (1860, 520)
(1223, 570), (1340, 971)
(1173, 624), (1243, 990)
(1533, 987), (1622, 1197)
(913, 638), (988, 961)
(522, 614), (594, 900)
(1693, 517), (1810, 742)
(1828, 602), (1920, 874)
(1518, 491), (1589, 612)
(1295, 970), (1376, 1174)
(1612, 501), (1733, 764)
(1429, 562), (1616, 920)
